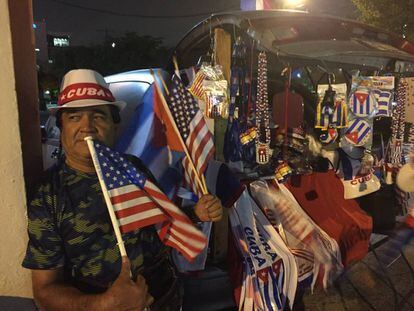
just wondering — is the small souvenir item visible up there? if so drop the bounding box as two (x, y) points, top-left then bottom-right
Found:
(256, 142), (271, 164)
(255, 51), (271, 165)
(344, 118), (372, 146)
(373, 90), (392, 117)
(359, 152), (375, 175)
(189, 64), (229, 119)
(384, 163), (394, 185)
(315, 83), (348, 128)
(274, 161), (293, 183)
(188, 69), (207, 100)
(331, 99), (348, 127)
(389, 138), (403, 165)
(240, 127), (257, 145)
(319, 128), (338, 144)
(203, 80), (229, 118)
(349, 87), (377, 118)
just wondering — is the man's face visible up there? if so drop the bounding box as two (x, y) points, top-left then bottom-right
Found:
(60, 105), (117, 170)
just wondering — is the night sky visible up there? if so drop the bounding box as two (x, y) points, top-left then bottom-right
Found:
(33, 0), (357, 48)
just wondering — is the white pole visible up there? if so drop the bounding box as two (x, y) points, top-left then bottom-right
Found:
(84, 136), (127, 257)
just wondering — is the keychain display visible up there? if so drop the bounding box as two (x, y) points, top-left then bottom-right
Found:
(275, 161), (293, 183)
(344, 118), (372, 147)
(239, 127), (257, 145)
(188, 64), (229, 119)
(203, 79), (229, 118)
(319, 127), (338, 144)
(255, 51), (271, 164)
(373, 90), (393, 117)
(348, 87), (378, 118)
(403, 77), (414, 123)
(315, 83), (348, 129)
(350, 75), (395, 118)
(188, 68), (207, 100)
(389, 79), (407, 165)
(224, 37), (254, 163)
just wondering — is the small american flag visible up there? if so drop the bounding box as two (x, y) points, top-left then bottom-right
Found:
(188, 70), (207, 100)
(94, 140), (207, 261)
(167, 75), (215, 198)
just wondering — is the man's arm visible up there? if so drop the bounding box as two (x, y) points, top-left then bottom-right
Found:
(32, 257), (152, 311)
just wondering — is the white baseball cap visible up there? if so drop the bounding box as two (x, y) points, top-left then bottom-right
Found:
(49, 69), (126, 114)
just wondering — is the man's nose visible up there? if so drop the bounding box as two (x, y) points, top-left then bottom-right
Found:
(80, 115), (96, 131)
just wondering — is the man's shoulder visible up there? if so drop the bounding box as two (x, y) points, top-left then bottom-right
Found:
(30, 161), (65, 198)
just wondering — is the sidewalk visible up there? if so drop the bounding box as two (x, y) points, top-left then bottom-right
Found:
(303, 235), (414, 310)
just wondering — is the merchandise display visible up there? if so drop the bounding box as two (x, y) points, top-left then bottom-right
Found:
(166, 13), (414, 308)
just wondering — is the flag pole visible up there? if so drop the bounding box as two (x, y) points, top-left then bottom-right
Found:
(150, 69), (208, 195)
(84, 136), (128, 257)
(168, 59), (209, 191)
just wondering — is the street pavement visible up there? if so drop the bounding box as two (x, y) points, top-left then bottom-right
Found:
(303, 234), (414, 311)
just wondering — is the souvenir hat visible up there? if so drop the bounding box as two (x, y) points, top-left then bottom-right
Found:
(49, 69), (126, 114)
(341, 172), (380, 199)
(397, 163), (414, 193)
(344, 118), (371, 146)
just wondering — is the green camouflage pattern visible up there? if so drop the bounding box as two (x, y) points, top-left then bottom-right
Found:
(22, 161), (169, 293)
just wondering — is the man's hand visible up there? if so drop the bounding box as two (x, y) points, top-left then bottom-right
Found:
(103, 257), (153, 311)
(194, 194), (223, 222)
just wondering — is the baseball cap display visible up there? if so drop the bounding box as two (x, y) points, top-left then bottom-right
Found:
(49, 69), (126, 114)
(341, 172), (380, 199)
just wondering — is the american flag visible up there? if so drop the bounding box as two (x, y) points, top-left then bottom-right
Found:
(167, 75), (215, 198)
(188, 69), (206, 100)
(93, 140), (207, 261)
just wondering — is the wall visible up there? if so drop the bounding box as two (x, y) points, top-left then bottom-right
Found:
(0, 0), (40, 299)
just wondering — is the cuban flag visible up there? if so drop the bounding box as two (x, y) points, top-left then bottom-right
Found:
(373, 89), (392, 117)
(344, 118), (372, 146)
(331, 100), (348, 127)
(115, 84), (183, 197)
(319, 128), (338, 144)
(349, 89), (377, 118)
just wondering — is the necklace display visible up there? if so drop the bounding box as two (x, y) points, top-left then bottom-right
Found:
(255, 51), (271, 164)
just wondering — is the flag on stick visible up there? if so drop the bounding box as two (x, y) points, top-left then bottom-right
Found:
(167, 75), (215, 198)
(86, 137), (207, 261)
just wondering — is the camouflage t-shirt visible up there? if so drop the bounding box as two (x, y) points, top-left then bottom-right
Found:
(22, 159), (170, 294)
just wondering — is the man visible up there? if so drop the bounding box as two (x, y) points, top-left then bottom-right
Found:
(22, 69), (223, 311)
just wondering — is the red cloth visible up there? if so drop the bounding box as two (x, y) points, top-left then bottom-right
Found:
(285, 170), (372, 267)
(272, 91), (304, 129)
